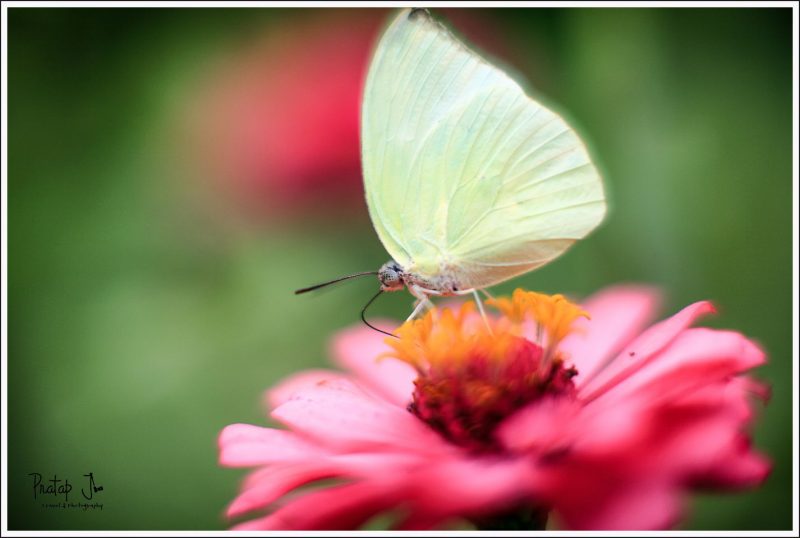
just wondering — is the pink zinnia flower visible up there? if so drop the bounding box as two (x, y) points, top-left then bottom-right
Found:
(185, 10), (380, 217)
(218, 286), (770, 530)
(183, 10), (513, 219)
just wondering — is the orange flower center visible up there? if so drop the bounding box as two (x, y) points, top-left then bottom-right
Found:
(384, 289), (587, 452)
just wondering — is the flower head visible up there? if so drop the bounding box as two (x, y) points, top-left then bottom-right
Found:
(219, 286), (770, 530)
(386, 293), (584, 452)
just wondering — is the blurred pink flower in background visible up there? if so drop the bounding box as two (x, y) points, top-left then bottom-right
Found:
(184, 9), (512, 219)
(218, 286), (770, 530)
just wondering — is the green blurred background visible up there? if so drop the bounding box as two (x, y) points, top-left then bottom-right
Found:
(7, 7), (792, 530)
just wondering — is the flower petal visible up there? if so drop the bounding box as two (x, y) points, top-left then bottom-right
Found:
(681, 377), (770, 424)
(232, 482), (397, 530)
(406, 457), (537, 517)
(325, 451), (434, 476)
(229, 452), (437, 519)
(265, 368), (350, 409)
(227, 462), (339, 518)
(550, 475), (682, 530)
(218, 424), (326, 467)
(331, 323), (416, 407)
(559, 285), (662, 386)
(578, 300), (717, 403)
(692, 433), (771, 488)
(538, 456), (683, 530)
(595, 328), (766, 405)
(270, 377), (449, 453)
(497, 396), (581, 454)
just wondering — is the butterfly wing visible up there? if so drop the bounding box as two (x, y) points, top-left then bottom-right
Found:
(361, 9), (606, 288)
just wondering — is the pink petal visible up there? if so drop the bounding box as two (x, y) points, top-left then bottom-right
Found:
(331, 323), (416, 407)
(232, 482), (397, 530)
(692, 434), (771, 488)
(596, 328), (766, 405)
(567, 332), (767, 457)
(266, 369), (350, 409)
(559, 285), (662, 386)
(270, 377), (449, 453)
(552, 477), (682, 530)
(565, 390), (769, 488)
(647, 405), (746, 474)
(578, 300), (717, 403)
(218, 424), (326, 467)
(325, 451), (435, 476)
(636, 395), (769, 488)
(405, 457), (538, 517)
(566, 385), (745, 458)
(538, 456), (683, 530)
(228, 453), (435, 519)
(497, 396), (581, 454)
(563, 398), (651, 454)
(639, 402), (769, 489)
(227, 462), (338, 518)
(674, 377), (767, 424)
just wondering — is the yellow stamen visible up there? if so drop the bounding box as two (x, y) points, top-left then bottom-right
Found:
(383, 288), (588, 371)
(385, 302), (514, 371)
(488, 289), (589, 348)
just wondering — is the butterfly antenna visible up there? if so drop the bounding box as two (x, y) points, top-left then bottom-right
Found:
(361, 289), (398, 338)
(295, 271), (379, 295)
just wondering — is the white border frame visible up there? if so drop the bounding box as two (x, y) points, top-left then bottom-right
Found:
(1, 1), (797, 536)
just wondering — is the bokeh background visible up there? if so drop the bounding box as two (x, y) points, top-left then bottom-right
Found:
(7, 7), (793, 530)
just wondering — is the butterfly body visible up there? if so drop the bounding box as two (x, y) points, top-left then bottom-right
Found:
(378, 259), (463, 295)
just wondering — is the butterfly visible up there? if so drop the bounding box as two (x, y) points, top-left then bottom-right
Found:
(297, 8), (606, 335)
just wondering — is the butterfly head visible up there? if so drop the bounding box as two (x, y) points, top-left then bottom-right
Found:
(378, 260), (405, 291)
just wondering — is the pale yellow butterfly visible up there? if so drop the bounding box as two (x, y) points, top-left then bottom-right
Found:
(297, 8), (606, 333)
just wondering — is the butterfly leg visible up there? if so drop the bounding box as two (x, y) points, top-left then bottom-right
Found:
(406, 297), (430, 322)
(469, 289), (494, 334)
(453, 288), (493, 334)
(472, 289), (493, 334)
(406, 285), (442, 322)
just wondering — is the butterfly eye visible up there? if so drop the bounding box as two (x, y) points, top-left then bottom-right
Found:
(378, 261), (404, 290)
